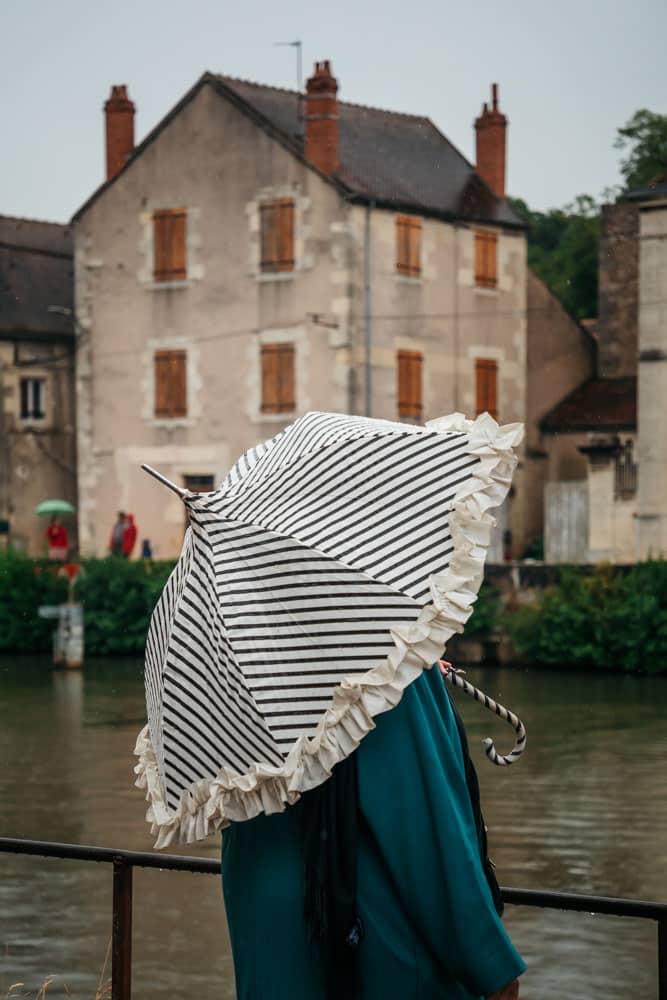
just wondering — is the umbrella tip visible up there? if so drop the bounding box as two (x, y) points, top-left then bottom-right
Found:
(140, 464), (187, 499)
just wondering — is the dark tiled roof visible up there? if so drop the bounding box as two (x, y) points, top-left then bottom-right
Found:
(540, 376), (636, 432)
(0, 216), (74, 338)
(73, 72), (525, 228)
(219, 76), (523, 227)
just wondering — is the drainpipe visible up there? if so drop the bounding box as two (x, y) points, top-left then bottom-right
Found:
(364, 201), (374, 417)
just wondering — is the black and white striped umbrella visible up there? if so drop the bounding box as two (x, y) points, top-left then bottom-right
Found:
(134, 410), (524, 846)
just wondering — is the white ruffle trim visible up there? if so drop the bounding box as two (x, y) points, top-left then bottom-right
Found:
(134, 411), (524, 847)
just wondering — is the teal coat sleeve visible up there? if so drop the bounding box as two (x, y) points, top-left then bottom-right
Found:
(357, 667), (526, 998)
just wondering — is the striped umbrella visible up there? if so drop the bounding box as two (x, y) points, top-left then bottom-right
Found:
(134, 410), (524, 847)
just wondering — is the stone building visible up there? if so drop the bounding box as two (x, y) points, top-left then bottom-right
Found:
(73, 66), (539, 559)
(0, 216), (77, 555)
(540, 177), (667, 563)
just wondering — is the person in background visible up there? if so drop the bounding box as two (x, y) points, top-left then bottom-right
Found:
(141, 538), (153, 562)
(109, 511), (127, 556)
(46, 516), (68, 561)
(121, 514), (138, 559)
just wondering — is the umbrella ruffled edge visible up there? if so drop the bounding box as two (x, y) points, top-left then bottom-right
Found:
(133, 411), (524, 847)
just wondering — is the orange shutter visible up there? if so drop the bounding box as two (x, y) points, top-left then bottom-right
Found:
(397, 350), (423, 418)
(261, 345), (279, 412)
(153, 209), (187, 281)
(262, 343), (295, 412)
(154, 350), (187, 417)
(474, 231), (497, 288)
(277, 201), (295, 271)
(396, 216), (422, 277)
(475, 358), (498, 419)
(260, 203), (277, 271)
(260, 199), (295, 272)
(277, 343), (295, 411)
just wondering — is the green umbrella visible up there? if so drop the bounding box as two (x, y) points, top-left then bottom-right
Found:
(34, 499), (76, 516)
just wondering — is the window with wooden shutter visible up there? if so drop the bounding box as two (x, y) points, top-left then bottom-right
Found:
(153, 209), (187, 281)
(154, 350), (187, 418)
(396, 216), (422, 277)
(474, 230), (498, 288)
(261, 343), (296, 413)
(397, 350), (423, 419)
(260, 199), (295, 272)
(475, 358), (498, 419)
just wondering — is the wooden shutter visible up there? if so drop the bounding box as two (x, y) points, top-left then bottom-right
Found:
(153, 209), (187, 281)
(261, 343), (295, 413)
(397, 350), (423, 419)
(396, 216), (422, 277)
(260, 199), (295, 272)
(474, 230), (498, 288)
(154, 350), (187, 418)
(475, 358), (498, 419)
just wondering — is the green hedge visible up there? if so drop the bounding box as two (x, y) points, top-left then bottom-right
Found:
(0, 551), (175, 656)
(74, 557), (176, 655)
(0, 551), (69, 652)
(3, 551), (667, 671)
(503, 563), (667, 673)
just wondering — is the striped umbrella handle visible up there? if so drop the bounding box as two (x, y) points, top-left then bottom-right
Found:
(437, 661), (527, 766)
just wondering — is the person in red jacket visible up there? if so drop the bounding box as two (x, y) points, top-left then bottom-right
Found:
(46, 516), (68, 561)
(121, 514), (138, 559)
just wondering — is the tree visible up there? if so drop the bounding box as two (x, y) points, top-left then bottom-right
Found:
(615, 109), (667, 190)
(509, 195), (599, 320)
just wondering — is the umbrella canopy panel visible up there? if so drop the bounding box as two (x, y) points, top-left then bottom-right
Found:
(137, 411), (523, 845)
(34, 499), (76, 516)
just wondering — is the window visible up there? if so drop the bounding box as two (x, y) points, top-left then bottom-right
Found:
(20, 377), (46, 420)
(154, 350), (187, 418)
(183, 475), (215, 492)
(261, 343), (295, 413)
(474, 230), (497, 288)
(396, 215), (422, 277)
(397, 350), (423, 419)
(260, 199), (295, 273)
(475, 358), (498, 419)
(153, 209), (187, 281)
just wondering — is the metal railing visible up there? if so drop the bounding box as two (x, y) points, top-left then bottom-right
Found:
(1, 837), (666, 999)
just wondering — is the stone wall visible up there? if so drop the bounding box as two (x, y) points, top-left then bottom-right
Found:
(598, 201), (639, 378)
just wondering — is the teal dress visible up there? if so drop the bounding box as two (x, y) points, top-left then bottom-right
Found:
(221, 668), (526, 999)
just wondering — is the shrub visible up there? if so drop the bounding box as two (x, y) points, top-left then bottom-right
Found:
(504, 562), (667, 673)
(0, 550), (68, 652)
(74, 558), (175, 655)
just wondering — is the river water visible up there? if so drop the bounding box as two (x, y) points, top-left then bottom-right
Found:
(0, 657), (665, 999)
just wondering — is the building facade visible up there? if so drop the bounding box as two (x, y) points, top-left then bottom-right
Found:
(73, 67), (530, 559)
(540, 178), (667, 563)
(0, 217), (77, 556)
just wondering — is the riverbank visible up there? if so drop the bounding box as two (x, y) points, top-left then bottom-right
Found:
(2, 551), (667, 672)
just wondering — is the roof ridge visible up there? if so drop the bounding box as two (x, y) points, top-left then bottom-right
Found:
(0, 213), (70, 229)
(219, 74), (431, 123)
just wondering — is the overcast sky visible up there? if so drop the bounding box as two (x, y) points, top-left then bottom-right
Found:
(2, 0), (665, 222)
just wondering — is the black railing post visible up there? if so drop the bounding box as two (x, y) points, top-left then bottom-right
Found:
(659, 919), (666, 1000)
(112, 858), (133, 1000)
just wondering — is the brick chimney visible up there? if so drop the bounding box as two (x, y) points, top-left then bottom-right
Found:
(474, 83), (507, 198)
(105, 85), (135, 181)
(304, 61), (339, 174)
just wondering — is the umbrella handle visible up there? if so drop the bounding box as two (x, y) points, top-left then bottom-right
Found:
(437, 661), (526, 766)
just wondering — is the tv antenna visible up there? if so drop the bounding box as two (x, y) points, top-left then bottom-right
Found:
(274, 39), (303, 93)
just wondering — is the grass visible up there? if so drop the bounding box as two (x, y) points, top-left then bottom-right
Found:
(4, 939), (111, 998)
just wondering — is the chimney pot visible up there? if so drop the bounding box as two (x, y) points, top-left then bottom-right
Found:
(474, 83), (507, 198)
(304, 59), (339, 175)
(104, 84), (135, 182)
